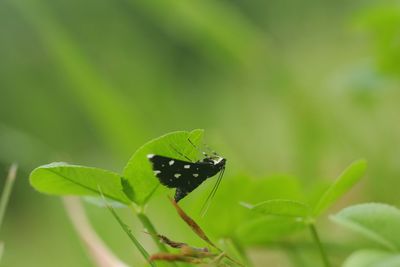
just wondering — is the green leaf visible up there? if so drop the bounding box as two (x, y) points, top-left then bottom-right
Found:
(236, 216), (305, 245)
(121, 178), (135, 202)
(374, 255), (400, 267)
(313, 159), (367, 216)
(30, 162), (131, 204)
(184, 174), (304, 237)
(123, 129), (204, 205)
(243, 199), (310, 218)
(343, 250), (400, 267)
(331, 203), (400, 251)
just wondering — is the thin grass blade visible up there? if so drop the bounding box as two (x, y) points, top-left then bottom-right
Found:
(0, 164), (17, 231)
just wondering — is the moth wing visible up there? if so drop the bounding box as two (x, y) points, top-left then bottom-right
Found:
(148, 155), (210, 190)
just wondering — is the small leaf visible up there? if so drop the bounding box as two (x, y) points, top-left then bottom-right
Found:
(123, 129), (204, 205)
(145, 233), (188, 249)
(244, 199), (310, 218)
(30, 162), (131, 204)
(186, 174), (305, 237)
(343, 250), (400, 267)
(236, 216), (306, 245)
(373, 255), (400, 267)
(170, 197), (216, 250)
(313, 159), (367, 216)
(169, 200), (245, 266)
(331, 203), (400, 251)
(149, 253), (201, 264)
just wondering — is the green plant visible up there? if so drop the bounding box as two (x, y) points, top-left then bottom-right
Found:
(331, 203), (400, 267)
(240, 159), (367, 267)
(30, 130), (207, 265)
(29, 130), (378, 267)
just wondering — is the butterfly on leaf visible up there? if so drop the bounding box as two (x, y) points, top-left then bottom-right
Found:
(147, 145), (226, 212)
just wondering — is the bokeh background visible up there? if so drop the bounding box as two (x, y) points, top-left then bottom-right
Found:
(1, 0), (400, 266)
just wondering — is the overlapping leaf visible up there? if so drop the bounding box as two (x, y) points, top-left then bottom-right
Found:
(185, 174), (304, 238)
(236, 216), (305, 245)
(246, 199), (310, 218)
(331, 203), (400, 251)
(343, 250), (400, 267)
(30, 162), (131, 204)
(313, 159), (367, 216)
(123, 129), (204, 205)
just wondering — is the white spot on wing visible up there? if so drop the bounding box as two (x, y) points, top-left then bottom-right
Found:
(193, 173), (199, 177)
(184, 165), (190, 169)
(147, 154), (155, 159)
(169, 160), (175, 166)
(174, 173), (181, 178)
(154, 170), (161, 175)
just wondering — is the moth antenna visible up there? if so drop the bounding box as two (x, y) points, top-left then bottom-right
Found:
(169, 144), (193, 162)
(200, 167), (225, 217)
(188, 138), (209, 157)
(203, 143), (218, 156)
(187, 138), (199, 150)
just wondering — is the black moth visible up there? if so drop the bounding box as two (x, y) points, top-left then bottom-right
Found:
(147, 150), (226, 203)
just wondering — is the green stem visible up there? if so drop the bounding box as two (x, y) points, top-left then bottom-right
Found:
(282, 243), (307, 267)
(99, 192), (155, 266)
(106, 204), (156, 267)
(0, 164), (17, 232)
(227, 238), (253, 267)
(135, 209), (178, 267)
(309, 224), (331, 267)
(0, 241), (3, 262)
(136, 211), (169, 252)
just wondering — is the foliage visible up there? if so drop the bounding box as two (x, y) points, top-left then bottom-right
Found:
(30, 163), (131, 204)
(313, 160), (367, 216)
(332, 203), (400, 267)
(28, 130), (374, 267)
(30, 130), (203, 206)
(354, 4), (400, 76)
(123, 129), (203, 205)
(1, 1), (400, 265)
(240, 159), (367, 266)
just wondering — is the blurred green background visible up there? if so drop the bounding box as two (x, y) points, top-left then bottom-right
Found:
(1, 0), (400, 266)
